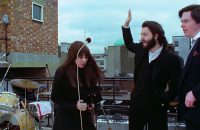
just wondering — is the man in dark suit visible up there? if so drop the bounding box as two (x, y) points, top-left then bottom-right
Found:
(122, 10), (182, 130)
(178, 4), (200, 130)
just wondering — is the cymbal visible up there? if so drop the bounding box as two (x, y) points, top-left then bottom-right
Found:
(11, 79), (40, 89)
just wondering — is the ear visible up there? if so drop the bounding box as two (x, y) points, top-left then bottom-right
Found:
(154, 34), (158, 40)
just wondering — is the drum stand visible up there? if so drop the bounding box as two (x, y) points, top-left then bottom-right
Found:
(35, 86), (54, 129)
(0, 63), (11, 92)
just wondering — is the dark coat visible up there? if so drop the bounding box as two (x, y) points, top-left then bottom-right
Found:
(122, 26), (182, 130)
(178, 38), (200, 124)
(51, 67), (102, 130)
(122, 27), (182, 105)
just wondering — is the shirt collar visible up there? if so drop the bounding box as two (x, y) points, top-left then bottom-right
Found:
(192, 31), (200, 41)
(149, 46), (163, 54)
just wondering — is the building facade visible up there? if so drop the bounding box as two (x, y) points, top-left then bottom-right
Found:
(172, 36), (190, 64)
(92, 53), (107, 72)
(0, 0), (58, 75)
(105, 45), (134, 77)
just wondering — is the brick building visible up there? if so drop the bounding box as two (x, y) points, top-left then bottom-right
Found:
(0, 0), (58, 77)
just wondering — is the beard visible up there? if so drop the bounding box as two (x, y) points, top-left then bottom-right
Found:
(144, 38), (157, 50)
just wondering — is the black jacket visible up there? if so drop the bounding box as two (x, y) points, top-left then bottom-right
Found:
(178, 37), (200, 124)
(51, 67), (102, 130)
(122, 27), (182, 105)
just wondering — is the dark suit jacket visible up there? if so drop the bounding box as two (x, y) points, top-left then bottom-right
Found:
(122, 27), (182, 105)
(178, 37), (200, 124)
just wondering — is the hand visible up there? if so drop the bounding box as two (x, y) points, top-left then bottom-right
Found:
(124, 9), (132, 27)
(185, 91), (196, 108)
(76, 100), (87, 111)
(87, 103), (95, 111)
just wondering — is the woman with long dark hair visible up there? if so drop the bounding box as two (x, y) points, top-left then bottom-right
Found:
(51, 41), (102, 130)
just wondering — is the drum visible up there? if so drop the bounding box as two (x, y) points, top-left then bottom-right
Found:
(0, 92), (19, 111)
(0, 110), (6, 125)
(0, 109), (35, 130)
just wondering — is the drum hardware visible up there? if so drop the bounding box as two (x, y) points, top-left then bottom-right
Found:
(0, 63), (11, 91)
(20, 101), (35, 130)
(99, 102), (112, 130)
(97, 114), (128, 130)
(0, 92), (19, 111)
(38, 92), (51, 101)
(34, 85), (53, 127)
(99, 100), (130, 116)
(27, 99), (54, 128)
(167, 102), (186, 130)
(45, 63), (54, 127)
(39, 92), (51, 96)
(0, 109), (35, 130)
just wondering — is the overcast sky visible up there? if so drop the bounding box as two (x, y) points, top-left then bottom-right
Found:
(58, 0), (200, 54)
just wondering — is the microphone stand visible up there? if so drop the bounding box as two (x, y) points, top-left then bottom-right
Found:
(45, 64), (52, 77)
(0, 63), (11, 92)
(0, 53), (6, 59)
(45, 64), (54, 127)
(76, 38), (91, 130)
(99, 103), (112, 130)
(0, 52), (10, 60)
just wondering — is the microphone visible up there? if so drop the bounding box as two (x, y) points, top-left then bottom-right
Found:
(76, 37), (91, 130)
(85, 37), (91, 44)
(77, 37), (91, 57)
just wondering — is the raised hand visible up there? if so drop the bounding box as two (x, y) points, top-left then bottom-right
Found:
(124, 9), (132, 27)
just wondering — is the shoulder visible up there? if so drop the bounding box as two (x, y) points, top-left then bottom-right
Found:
(55, 65), (69, 77)
(162, 49), (177, 59)
(161, 50), (182, 65)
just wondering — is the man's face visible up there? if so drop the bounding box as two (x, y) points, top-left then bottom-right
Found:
(140, 27), (156, 49)
(181, 11), (200, 38)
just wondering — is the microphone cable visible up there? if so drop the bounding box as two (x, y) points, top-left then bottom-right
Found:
(76, 38), (91, 130)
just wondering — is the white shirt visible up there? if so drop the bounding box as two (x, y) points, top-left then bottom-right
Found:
(149, 46), (163, 63)
(191, 31), (200, 49)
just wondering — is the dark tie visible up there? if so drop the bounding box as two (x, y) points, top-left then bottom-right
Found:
(190, 39), (197, 49)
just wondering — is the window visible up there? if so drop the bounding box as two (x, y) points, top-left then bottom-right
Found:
(100, 61), (104, 65)
(32, 2), (43, 22)
(174, 41), (179, 47)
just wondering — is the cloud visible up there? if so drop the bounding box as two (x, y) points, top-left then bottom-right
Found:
(59, 0), (200, 53)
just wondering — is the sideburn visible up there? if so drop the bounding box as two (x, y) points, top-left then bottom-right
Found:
(146, 38), (157, 50)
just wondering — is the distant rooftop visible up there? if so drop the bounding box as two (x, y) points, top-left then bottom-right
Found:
(113, 38), (124, 46)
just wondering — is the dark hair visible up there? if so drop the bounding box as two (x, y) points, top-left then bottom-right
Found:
(179, 4), (200, 23)
(60, 41), (101, 87)
(142, 21), (168, 48)
(166, 44), (175, 53)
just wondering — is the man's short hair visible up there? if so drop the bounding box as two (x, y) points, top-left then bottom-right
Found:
(179, 4), (200, 23)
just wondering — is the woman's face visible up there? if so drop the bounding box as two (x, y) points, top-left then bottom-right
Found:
(75, 54), (88, 68)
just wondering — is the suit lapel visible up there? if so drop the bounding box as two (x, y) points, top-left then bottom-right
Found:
(180, 38), (200, 84)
